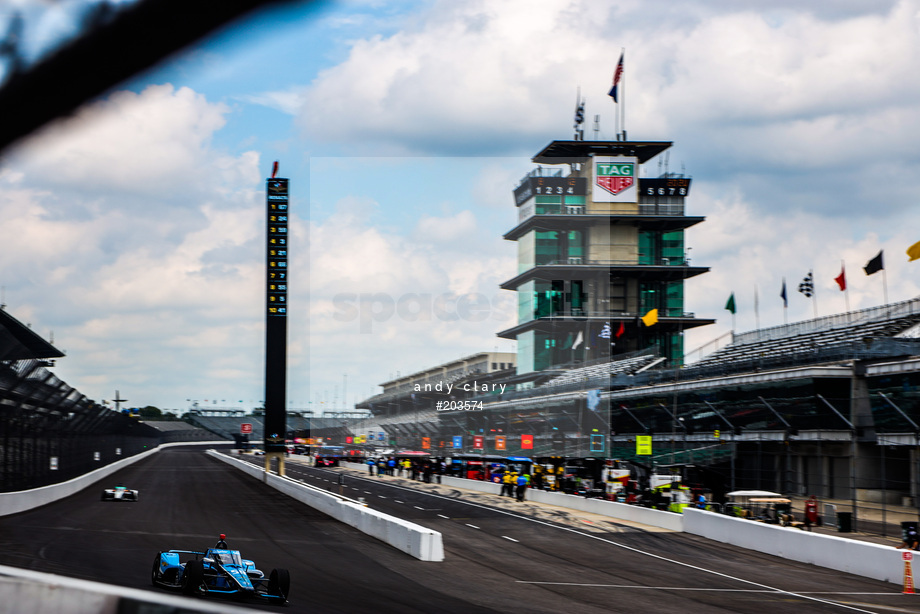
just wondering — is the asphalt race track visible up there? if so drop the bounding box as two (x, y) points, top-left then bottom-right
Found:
(3, 445), (920, 614)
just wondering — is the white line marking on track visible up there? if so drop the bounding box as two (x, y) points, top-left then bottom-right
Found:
(437, 514), (449, 519)
(414, 506), (424, 510)
(517, 582), (897, 595)
(502, 536), (518, 542)
(395, 500), (404, 504)
(466, 524), (480, 529)
(303, 467), (879, 613)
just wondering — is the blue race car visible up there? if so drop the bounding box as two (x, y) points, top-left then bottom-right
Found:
(151, 535), (289, 604)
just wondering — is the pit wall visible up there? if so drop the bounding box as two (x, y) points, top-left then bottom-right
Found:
(209, 452), (443, 562)
(0, 441), (227, 517)
(0, 563), (260, 614)
(682, 507), (902, 584)
(342, 461), (905, 585)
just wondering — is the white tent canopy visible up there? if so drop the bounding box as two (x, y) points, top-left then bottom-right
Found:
(726, 490), (784, 498)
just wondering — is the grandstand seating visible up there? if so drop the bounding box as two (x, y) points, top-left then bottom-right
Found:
(691, 297), (920, 371)
(187, 413), (353, 442)
(142, 420), (213, 442)
(541, 352), (661, 387)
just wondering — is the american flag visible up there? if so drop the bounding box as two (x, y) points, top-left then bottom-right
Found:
(608, 51), (624, 103)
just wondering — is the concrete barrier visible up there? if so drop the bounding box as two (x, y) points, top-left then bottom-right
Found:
(0, 441), (227, 517)
(210, 452), (443, 562)
(683, 507), (903, 584)
(524, 488), (685, 531)
(0, 563), (259, 614)
(342, 463), (682, 531)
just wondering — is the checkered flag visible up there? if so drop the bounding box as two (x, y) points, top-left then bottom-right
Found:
(798, 271), (814, 298)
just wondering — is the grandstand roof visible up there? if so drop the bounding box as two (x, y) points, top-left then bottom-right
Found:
(0, 308), (64, 360)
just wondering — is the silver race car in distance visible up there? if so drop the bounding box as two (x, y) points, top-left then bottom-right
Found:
(101, 484), (139, 502)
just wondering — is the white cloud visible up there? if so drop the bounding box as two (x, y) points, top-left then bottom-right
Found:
(0, 83), (267, 408)
(303, 194), (516, 393)
(9, 84), (235, 202)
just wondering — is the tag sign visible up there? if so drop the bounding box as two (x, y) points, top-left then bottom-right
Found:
(241, 423), (253, 434)
(905, 552), (914, 561)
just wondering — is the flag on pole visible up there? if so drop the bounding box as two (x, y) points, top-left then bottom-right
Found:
(834, 266), (847, 291)
(608, 50), (624, 103)
(598, 322), (612, 339)
(908, 242), (920, 262)
(864, 250), (884, 275)
(725, 293), (736, 314)
(615, 321), (625, 338)
(798, 271), (814, 297)
(574, 99), (585, 125)
(641, 308), (658, 327)
(780, 278), (788, 308)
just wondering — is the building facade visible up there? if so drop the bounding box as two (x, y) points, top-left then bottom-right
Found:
(498, 139), (713, 380)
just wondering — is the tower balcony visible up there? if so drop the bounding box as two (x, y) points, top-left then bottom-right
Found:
(500, 261), (710, 291)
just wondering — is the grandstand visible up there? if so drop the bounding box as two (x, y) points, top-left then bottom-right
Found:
(689, 297), (920, 374)
(142, 420), (213, 443)
(186, 409), (359, 443)
(540, 351), (664, 388)
(0, 307), (162, 492)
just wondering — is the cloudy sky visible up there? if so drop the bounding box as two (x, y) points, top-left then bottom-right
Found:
(1, 0), (919, 414)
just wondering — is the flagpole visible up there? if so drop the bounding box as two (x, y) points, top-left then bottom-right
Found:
(883, 266), (889, 307)
(613, 50), (620, 139)
(842, 259), (851, 315)
(754, 285), (760, 330)
(620, 48), (626, 140)
(811, 269), (818, 319)
(782, 277), (788, 325)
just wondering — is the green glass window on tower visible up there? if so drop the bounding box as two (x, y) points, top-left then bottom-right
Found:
(518, 280), (535, 323)
(571, 280), (585, 316)
(662, 230), (685, 265)
(640, 281), (683, 317)
(666, 281), (684, 317)
(518, 231), (535, 274)
(518, 280), (571, 323)
(638, 230), (684, 266)
(567, 230), (584, 262)
(518, 330), (535, 374)
(537, 333), (556, 371)
(639, 283), (660, 314)
(535, 230), (561, 266)
(535, 195), (562, 214)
